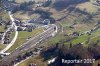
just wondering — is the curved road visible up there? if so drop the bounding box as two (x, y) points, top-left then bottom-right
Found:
(0, 11), (18, 53)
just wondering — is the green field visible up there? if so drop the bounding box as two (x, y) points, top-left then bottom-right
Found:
(18, 56), (47, 66)
(76, 2), (99, 14)
(7, 28), (44, 52)
(0, 44), (6, 51)
(47, 25), (100, 46)
(1, 12), (10, 20)
(91, 29), (100, 37)
(48, 33), (67, 44)
(60, 13), (95, 34)
(0, 26), (5, 32)
(10, 32), (15, 41)
(88, 29), (100, 45)
(68, 28), (100, 45)
(71, 35), (89, 44)
(18, 57), (34, 66)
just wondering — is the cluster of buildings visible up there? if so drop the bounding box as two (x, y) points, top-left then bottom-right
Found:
(0, 19), (13, 44)
(15, 46), (43, 66)
(0, 12), (50, 45)
(1, 0), (51, 45)
(15, 18), (50, 32)
(27, 18), (50, 25)
(2, 31), (13, 44)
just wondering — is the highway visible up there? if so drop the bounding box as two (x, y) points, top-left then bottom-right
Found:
(0, 24), (57, 66)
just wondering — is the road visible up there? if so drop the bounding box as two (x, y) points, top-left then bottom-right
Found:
(0, 24), (57, 66)
(0, 11), (18, 53)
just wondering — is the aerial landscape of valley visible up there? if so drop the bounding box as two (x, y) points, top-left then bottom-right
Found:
(0, 0), (100, 66)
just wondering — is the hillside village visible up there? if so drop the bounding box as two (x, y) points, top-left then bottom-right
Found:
(0, 0), (100, 66)
(0, 0), (51, 45)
